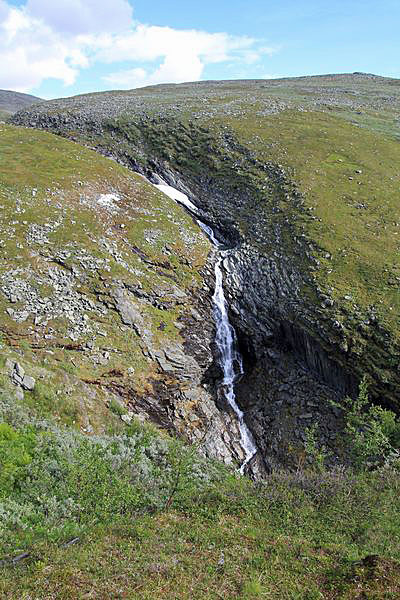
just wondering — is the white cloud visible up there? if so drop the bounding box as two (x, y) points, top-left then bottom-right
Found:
(0, 0), (277, 93)
(105, 55), (204, 89)
(260, 73), (283, 80)
(102, 25), (261, 89)
(96, 25), (255, 64)
(0, 3), (81, 90)
(25, 0), (134, 35)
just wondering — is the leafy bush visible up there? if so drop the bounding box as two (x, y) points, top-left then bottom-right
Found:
(341, 377), (400, 470)
(0, 424), (37, 496)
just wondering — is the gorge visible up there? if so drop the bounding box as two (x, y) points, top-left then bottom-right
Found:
(153, 178), (257, 473)
(6, 74), (400, 474)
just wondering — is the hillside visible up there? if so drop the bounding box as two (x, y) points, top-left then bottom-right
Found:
(1, 75), (400, 597)
(0, 123), (251, 464)
(11, 74), (400, 448)
(0, 89), (42, 120)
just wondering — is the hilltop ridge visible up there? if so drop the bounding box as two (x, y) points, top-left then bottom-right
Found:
(0, 89), (42, 119)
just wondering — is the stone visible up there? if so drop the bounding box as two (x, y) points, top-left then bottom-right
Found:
(5, 358), (15, 373)
(22, 375), (36, 391)
(14, 362), (25, 379)
(15, 388), (24, 401)
(112, 287), (144, 334)
(121, 412), (133, 424)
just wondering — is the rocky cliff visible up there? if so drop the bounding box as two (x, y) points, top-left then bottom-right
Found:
(9, 74), (400, 471)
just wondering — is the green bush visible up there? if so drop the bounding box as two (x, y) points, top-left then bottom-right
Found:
(0, 403), (227, 554)
(341, 377), (400, 469)
(0, 424), (37, 496)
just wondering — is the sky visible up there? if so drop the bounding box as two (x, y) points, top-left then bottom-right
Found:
(0, 0), (399, 99)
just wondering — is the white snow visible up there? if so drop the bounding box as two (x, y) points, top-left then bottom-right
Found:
(97, 193), (120, 209)
(155, 183), (199, 213)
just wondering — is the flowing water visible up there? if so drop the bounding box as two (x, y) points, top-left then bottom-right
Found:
(154, 178), (257, 472)
(212, 255), (257, 473)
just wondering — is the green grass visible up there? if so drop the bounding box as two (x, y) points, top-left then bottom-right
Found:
(0, 124), (210, 431)
(223, 109), (400, 334)
(0, 380), (400, 598)
(0, 435), (399, 598)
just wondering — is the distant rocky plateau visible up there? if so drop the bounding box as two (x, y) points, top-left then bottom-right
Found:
(4, 73), (400, 476)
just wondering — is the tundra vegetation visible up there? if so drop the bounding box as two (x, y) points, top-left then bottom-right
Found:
(1, 74), (400, 597)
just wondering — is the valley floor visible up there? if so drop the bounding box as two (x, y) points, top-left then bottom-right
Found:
(1, 466), (400, 599)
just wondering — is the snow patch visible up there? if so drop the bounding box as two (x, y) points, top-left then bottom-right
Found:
(155, 183), (199, 213)
(97, 193), (120, 209)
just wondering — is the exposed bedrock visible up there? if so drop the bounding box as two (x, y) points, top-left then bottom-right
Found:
(111, 263), (263, 474)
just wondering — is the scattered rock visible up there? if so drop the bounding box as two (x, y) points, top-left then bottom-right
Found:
(14, 362), (25, 379)
(121, 412), (133, 424)
(22, 375), (36, 391)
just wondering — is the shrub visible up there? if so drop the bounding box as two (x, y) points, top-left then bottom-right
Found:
(0, 424), (37, 496)
(341, 377), (400, 470)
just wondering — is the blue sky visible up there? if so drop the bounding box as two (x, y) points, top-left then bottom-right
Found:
(1, 0), (399, 98)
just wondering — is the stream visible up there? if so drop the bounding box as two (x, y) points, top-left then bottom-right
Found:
(154, 177), (257, 472)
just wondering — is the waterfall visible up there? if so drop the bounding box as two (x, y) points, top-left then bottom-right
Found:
(212, 256), (257, 473)
(154, 178), (257, 473)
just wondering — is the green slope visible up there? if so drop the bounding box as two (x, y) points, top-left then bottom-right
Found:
(13, 73), (399, 405)
(0, 124), (210, 431)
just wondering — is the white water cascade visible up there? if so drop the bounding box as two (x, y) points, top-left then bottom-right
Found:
(154, 178), (257, 473)
(212, 255), (257, 473)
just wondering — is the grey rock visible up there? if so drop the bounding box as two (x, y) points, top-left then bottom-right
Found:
(121, 412), (133, 424)
(15, 388), (24, 401)
(112, 287), (144, 334)
(14, 362), (25, 379)
(22, 375), (35, 390)
(5, 358), (15, 373)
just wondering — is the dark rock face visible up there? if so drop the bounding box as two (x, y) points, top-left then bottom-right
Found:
(11, 101), (399, 474)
